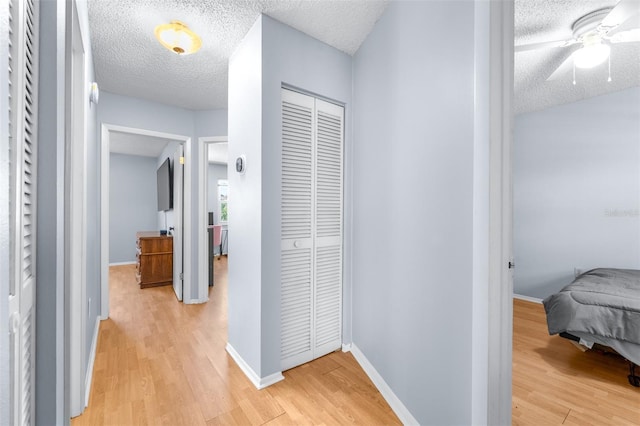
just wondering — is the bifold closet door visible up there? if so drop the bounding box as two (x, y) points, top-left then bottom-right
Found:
(8, 0), (39, 423)
(281, 89), (343, 371)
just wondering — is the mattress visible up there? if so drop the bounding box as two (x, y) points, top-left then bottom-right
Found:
(543, 268), (640, 365)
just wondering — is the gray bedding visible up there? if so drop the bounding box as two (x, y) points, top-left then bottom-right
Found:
(543, 268), (640, 364)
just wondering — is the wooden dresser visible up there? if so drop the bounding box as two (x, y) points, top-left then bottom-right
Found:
(136, 231), (173, 288)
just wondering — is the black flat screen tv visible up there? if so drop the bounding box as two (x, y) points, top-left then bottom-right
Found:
(157, 157), (173, 211)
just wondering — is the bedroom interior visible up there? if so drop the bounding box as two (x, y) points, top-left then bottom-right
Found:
(512, 0), (640, 422)
(6, 0), (639, 424)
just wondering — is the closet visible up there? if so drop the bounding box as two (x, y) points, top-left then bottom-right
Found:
(280, 88), (344, 371)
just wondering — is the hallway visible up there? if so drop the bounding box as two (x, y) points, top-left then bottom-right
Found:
(72, 258), (400, 425)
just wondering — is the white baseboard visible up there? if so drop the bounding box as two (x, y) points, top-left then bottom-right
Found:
(513, 293), (543, 304)
(341, 343), (352, 352)
(350, 344), (419, 425)
(225, 343), (284, 390)
(108, 261), (136, 266)
(184, 296), (209, 305)
(84, 316), (102, 408)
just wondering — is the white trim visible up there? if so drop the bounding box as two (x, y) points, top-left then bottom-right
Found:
(513, 293), (543, 304)
(350, 344), (419, 426)
(487, 1), (514, 425)
(100, 123), (191, 318)
(183, 296), (209, 305)
(341, 343), (352, 352)
(108, 261), (135, 266)
(225, 343), (285, 389)
(100, 124), (109, 318)
(472, 0), (491, 423)
(198, 136), (227, 301)
(67, 3), (87, 415)
(83, 316), (101, 408)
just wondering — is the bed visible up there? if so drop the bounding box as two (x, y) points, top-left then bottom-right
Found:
(542, 268), (640, 387)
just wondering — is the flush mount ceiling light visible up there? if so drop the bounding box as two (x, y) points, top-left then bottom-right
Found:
(154, 20), (202, 55)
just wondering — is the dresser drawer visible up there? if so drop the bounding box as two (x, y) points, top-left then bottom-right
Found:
(137, 237), (173, 253)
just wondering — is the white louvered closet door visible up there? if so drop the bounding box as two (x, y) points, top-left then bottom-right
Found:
(312, 99), (343, 359)
(281, 89), (343, 371)
(8, 0), (39, 424)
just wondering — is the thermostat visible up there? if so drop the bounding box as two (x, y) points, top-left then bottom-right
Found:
(236, 155), (246, 174)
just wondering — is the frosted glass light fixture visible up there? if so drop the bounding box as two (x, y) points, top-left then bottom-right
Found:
(154, 21), (202, 55)
(572, 38), (610, 69)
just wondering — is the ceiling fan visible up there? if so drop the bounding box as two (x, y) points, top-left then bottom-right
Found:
(515, 0), (640, 81)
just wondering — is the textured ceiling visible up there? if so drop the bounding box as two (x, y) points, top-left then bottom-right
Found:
(515, 0), (640, 114)
(109, 131), (174, 157)
(90, 0), (639, 116)
(88, 0), (388, 110)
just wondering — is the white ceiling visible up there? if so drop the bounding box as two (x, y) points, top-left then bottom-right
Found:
(515, 0), (640, 114)
(89, 0), (640, 117)
(109, 131), (175, 157)
(88, 0), (388, 111)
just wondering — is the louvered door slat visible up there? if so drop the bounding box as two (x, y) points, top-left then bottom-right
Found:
(315, 106), (343, 239)
(281, 248), (312, 367)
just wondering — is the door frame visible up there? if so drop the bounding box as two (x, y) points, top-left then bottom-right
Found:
(100, 123), (192, 317)
(172, 143), (185, 301)
(198, 136), (228, 300)
(66, 0), (87, 416)
(486, 1), (514, 424)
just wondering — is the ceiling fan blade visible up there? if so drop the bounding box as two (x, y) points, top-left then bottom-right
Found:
(515, 39), (574, 52)
(601, 0), (640, 28)
(609, 28), (640, 42)
(546, 50), (578, 81)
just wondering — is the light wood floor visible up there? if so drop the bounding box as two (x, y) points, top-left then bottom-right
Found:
(512, 299), (640, 425)
(72, 262), (640, 425)
(71, 257), (400, 425)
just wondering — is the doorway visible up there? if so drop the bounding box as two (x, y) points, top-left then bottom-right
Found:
(198, 136), (228, 298)
(99, 124), (192, 317)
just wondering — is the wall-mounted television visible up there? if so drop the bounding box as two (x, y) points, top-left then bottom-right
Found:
(157, 157), (173, 211)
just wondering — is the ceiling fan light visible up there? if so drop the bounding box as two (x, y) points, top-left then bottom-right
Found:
(572, 42), (610, 69)
(154, 21), (202, 55)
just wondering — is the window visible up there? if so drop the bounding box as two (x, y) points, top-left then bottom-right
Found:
(218, 179), (228, 223)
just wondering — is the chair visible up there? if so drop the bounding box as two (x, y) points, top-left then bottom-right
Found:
(212, 225), (222, 259)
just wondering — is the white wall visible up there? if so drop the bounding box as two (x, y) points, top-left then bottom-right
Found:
(36, 0), (98, 422)
(36, 1), (67, 421)
(514, 87), (640, 299)
(109, 153), (158, 263)
(352, 2), (476, 424)
(228, 16), (263, 373)
(227, 14), (353, 378)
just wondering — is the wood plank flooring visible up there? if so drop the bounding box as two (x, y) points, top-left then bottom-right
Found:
(512, 298), (640, 425)
(71, 257), (400, 425)
(71, 261), (640, 425)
